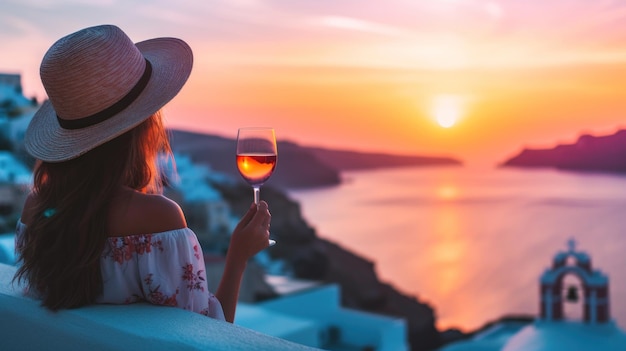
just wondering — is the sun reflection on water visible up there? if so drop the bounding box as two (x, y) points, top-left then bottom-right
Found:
(434, 206), (463, 274)
(436, 184), (459, 201)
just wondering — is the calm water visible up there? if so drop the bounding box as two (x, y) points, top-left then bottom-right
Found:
(288, 166), (626, 332)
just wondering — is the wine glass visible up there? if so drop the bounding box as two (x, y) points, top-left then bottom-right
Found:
(236, 127), (277, 246)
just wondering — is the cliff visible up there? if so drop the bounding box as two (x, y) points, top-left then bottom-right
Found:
(501, 129), (626, 173)
(169, 129), (463, 189)
(213, 180), (441, 351)
(169, 129), (457, 350)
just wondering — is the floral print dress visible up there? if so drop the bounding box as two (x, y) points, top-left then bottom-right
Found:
(15, 221), (225, 320)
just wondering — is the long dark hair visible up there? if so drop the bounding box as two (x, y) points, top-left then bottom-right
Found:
(14, 111), (172, 310)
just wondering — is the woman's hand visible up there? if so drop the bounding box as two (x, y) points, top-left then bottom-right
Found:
(228, 200), (272, 264)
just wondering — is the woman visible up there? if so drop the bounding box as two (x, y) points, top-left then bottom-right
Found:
(13, 24), (271, 323)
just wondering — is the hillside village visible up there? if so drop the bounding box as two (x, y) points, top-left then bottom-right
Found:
(0, 73), (412, 351)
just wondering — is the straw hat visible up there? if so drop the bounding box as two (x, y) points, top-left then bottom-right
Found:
(24, 24), (193, 162)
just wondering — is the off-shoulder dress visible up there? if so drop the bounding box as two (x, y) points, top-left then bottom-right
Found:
(15, 221), (225, 320)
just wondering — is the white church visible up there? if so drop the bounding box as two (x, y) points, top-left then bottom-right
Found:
(441, 239), (626, 351)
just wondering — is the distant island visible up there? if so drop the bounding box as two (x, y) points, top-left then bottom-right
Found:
(169, 129), (463, 189)
(501, 129), (626, 174)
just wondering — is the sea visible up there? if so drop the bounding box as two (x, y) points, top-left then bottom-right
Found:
(287, 165), (626, 332)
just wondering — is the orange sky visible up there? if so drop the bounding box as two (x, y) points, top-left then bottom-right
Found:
(2, 0), (626, 166)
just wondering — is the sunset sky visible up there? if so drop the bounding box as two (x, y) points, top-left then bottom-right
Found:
(2, 0), (626, 165)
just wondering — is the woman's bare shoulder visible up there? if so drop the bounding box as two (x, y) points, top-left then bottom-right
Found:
(110, 191), (188, 236)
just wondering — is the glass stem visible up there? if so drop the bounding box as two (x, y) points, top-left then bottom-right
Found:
(253, 186), (260, 205)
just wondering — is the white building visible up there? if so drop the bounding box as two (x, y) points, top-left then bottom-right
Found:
(0, 73), (22, 90)
(0, 112), (33, 146)
(0, 151), (31, 226)
(170, 154), (231, 232)
(440, 240), (626, 351)
(165, 153), (232, 251)
(0, 151), (31, 184)
(236, 283), (409, 351)
(0, 73), (37, 147)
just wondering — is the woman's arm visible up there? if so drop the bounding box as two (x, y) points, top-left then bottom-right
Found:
(215, 201), (271, 323)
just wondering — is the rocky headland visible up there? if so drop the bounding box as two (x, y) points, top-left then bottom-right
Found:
(501, 129), (626, 174)
(169, 129), (462, 350)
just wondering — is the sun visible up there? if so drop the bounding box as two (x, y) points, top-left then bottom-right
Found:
(432, 95), (464, 128)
